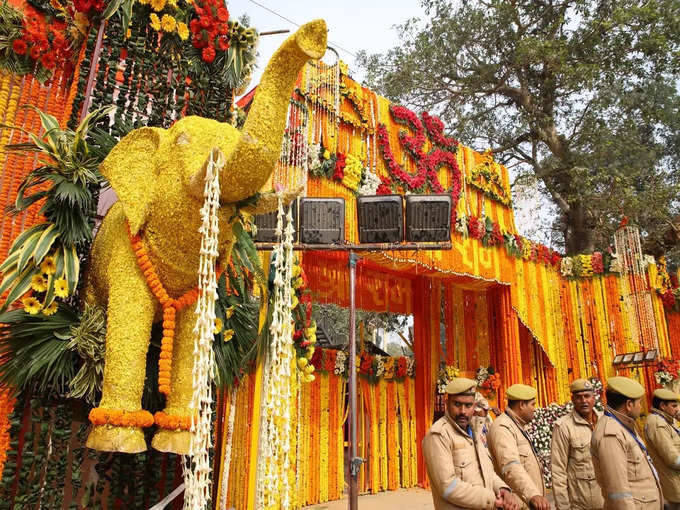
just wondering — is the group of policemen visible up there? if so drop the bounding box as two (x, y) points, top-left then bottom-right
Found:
(423, 375), (680, 509)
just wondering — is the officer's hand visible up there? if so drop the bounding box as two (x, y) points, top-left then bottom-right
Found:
(528, 495), (551, 510)
(497, 489), (520, 510)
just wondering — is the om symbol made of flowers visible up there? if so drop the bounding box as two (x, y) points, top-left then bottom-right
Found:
(377, 105), (462, 219)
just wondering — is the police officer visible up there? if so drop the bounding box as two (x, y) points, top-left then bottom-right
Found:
(591, 376), (662, 509)
(644, 388), (680, 510)
(551, 378), (604, 510)
(487, 384), (550, 510)
(422, 377), (521, 510)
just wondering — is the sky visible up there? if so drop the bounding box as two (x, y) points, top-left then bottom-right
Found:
(227, 0), (422, 90)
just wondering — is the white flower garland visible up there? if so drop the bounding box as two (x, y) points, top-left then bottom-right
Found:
(183, 148), (223, 510)
(334, 350), (347, 376)
(255, 196), (296, 509)
(217, 386), (237, 509)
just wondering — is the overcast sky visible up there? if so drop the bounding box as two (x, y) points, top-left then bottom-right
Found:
(228, 0), (422, 90)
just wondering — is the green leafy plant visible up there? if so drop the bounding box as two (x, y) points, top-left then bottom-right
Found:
(0, 303), (106, 404)
(66, 304), (106, 403)
(0, 105), (114, 312)
(212, 218), (268, 388)
(0, 305), (80, 396)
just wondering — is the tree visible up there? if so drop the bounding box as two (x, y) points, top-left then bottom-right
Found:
(358, 0), (680, 258)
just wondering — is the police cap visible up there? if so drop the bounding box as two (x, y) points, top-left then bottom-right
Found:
(653, 388), (680, 402)
(570, 378), (594, 394)
(506, 384), (537, 401)
(444, 377), (477, 396)
(606, 376), (645, 399)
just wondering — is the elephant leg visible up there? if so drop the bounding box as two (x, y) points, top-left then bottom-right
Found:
(86, 271), (156, 453)
(151, 306), (198, 454)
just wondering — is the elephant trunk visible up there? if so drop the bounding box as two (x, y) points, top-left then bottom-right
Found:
(219, 19), (327, 203)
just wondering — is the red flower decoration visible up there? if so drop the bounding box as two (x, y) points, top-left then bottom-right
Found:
(191, 0), (232, 63)
(11, 39), (27, 55)
(359, 351), (373, 375)
(333, 153), (346, 181)
(421, 111), (458, 150)
(311, 348), (323, 370)
(592, 252), (604, 274)
(202, 45), (216, 63)
(40, 52), (56, 70)
(324, 350), (337, 372)
(661, 290), (676, 308)
(396, 357), (408, 378)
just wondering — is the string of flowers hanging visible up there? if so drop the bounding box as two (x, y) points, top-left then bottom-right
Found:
(255, 195), (296, 508)
(183, 148), (223, 510)
(217, 386), (237, 509)
(614, 225), (659, 349)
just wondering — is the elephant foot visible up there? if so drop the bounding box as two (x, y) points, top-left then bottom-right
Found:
(151, 411), (194, 454)
(86, 425), (147, 453)
(152, 429), (192, 455)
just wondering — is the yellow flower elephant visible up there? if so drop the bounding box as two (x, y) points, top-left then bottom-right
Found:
(84, 20), (327, 454)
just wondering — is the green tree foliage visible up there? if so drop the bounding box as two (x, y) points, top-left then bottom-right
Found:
(358, 0), (680, 259)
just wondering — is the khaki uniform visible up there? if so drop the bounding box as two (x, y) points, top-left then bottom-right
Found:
(487, 409), (545, 509)
(551, 409), (604, 509)
(644, 409), (680, 505)
(591, 406), (662, 509)
(422, 411), (509, 509)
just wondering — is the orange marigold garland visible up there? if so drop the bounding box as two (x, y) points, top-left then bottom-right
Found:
(154, 411), (194, 431)
(88, 407), (154, 428)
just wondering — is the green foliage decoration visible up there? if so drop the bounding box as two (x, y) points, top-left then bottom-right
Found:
(0, 105), (113, 313)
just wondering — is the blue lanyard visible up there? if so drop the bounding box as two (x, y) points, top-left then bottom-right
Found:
(604, 410), (659, 481)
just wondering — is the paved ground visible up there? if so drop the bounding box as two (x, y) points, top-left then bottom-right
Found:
(304, 488), (433, 509)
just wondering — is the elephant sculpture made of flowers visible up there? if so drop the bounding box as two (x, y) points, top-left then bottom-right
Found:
(84, 20), (327, 454)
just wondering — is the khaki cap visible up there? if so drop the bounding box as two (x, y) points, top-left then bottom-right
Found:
(444, 377), (477, 395)
(607, 376), (645, 399)
(570, 378), (594, 393)
(506, 384), (537, 401)
(653, 388), (680, 401)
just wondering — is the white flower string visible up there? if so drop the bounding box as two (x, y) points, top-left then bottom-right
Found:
(217, 386), (237, 509)
(255, 195), (296, 509)
(183, 147), (223, 510)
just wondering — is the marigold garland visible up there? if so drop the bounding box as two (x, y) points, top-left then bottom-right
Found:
(88, 407), (155, 428)
(153, 410), (193, 430)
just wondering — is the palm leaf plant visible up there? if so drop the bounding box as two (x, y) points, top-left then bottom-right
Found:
(0, 105), (114, 313)
(0, 303), (107, 403)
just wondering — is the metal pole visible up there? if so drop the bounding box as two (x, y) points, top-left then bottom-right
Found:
(348, 251), (361, 510)
(79, 21), (107, 123)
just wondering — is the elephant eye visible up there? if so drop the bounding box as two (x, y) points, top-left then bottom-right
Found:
(175, 132), (191, 146)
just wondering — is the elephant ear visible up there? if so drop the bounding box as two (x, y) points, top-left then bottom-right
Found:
(100, 127), (163, 234)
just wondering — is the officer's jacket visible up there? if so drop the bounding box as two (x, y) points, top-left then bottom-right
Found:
(487, 408), (545, 509)
(644, 408), (680, 503)
(551, 409), (604, 510)
(422, 411), (509, 509)
(591, 406), (662, 510)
